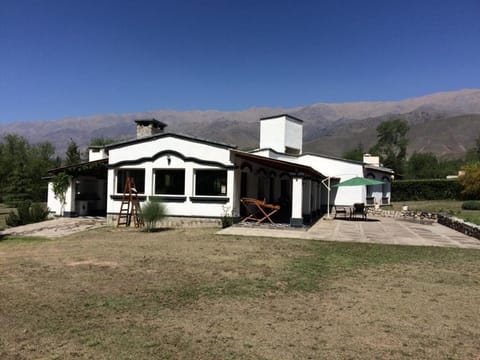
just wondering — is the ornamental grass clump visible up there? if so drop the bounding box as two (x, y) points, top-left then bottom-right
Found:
(141, 200), (166, 232)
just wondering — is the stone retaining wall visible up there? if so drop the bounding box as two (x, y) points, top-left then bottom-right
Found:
(437, 214), (480, 240)
(369, 209), (480, 241)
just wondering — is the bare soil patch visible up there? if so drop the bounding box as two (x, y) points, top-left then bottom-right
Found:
(1, 227), (480, 359)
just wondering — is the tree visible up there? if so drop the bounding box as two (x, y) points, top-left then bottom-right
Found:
(64, 139), (82, 166)
(342, 143), (365, 162)
(459, 162), (480, 199)
(0, 134), (57, 204)
(406, 152), (440, 179)
(370, 119), (409, 175)
(89, 136), (116, 146)
(52, 172), (71, 215)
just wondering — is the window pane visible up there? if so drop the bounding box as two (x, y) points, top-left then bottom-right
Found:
(155, 170), (185, 195)
(195, 170), (227, 196)
(117, 169), (145, 194)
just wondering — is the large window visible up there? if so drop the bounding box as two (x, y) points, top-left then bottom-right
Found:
(116, 169), (145, 194)
(195, 170), (227, 196)
(155, 169), (185, 195)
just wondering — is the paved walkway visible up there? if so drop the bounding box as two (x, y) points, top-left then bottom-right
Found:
(218, 217), (480, 249)
(0, 217), (107, 238)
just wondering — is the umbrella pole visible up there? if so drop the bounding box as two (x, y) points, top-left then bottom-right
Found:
(321, 177), (332, 219)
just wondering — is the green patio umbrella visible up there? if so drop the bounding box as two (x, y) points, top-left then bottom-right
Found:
(333, 177), (385, 187)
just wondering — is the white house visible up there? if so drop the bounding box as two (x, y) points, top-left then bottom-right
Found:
(47, 115), (393, 226)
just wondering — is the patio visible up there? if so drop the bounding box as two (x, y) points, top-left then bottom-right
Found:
(218, 216), (480, 249)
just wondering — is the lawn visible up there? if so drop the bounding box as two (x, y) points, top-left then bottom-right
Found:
(1, 227), (480, 359)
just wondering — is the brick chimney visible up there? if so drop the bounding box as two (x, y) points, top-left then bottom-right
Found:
(135, 119), (167, 138)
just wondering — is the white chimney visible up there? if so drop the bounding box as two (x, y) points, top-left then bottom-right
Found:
(363, 153), (380, 167)
(259, 114), (303, 154)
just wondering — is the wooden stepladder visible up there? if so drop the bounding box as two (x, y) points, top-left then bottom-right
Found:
(117, 176), (144, 227)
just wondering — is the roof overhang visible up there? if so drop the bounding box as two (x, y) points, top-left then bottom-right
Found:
(46, 158), (108, 177)
(231, 150), (327, 179)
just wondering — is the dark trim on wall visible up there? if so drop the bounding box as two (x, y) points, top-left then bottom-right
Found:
(189, 196), (230, 203)
(149, 195), (187, 202)
(240, 162), (253, 172)
(63, 211), (78, 217)
(260, 114), (304, 124)
(110, 195), (147, 201)
(290, 217), (304, 227)
(108, 150), (235, 170)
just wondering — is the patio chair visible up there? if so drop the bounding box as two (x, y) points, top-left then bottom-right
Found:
(240, 198), (281, 224)
(351, 203), (367, 220)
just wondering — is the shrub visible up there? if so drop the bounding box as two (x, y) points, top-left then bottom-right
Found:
(5, 201), (49, 227)
(221, 206), (233, 228)
(141, 200), (166, 232)
(461, 200), (480, 210)
(30, 203), (49, 222)
(392, 179), (463, 202)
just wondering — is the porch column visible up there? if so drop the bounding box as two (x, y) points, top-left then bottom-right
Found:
(231, 168), (241, 220)
(302, 179), (312, 224)
(64, 178), (76, 217)
(290, 174), (304, 227)
(311, 180), (318, 218)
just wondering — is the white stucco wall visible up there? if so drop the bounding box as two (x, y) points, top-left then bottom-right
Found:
(260, 118), (286, 153)
(47, 179), (75, 216)
(106, 136), (236, 220)
(260, 116), (302, 154)
(88, 148), (108, 161)
(250, 150), (376, 206)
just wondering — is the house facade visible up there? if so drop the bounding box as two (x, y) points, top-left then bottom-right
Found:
(47, 115), (393, 226)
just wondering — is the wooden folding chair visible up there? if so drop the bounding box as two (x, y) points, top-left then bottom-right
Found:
(240, 198), (281, 224)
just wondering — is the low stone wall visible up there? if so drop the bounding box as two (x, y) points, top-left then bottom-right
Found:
(368, 208), (438, 221)
(107, 215), (221, 228)
(437, 214), (480, 240)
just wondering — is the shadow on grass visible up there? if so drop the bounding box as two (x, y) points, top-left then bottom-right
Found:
(334, 218), (380, 222)
(140, 227), (174, 233)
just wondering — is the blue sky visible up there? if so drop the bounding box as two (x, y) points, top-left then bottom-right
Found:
(1, 0), (479, 124)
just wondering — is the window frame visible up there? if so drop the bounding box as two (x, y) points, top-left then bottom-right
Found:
(116, 168), (146, 194)
(154, 168), (186, 195)
(194, 169), (228, 197)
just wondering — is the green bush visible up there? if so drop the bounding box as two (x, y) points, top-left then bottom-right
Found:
(30, 203), (49, 222)
(141, 200), (166, 232)
(392, 179), (463, 202)
(461, 200), (480, 210)
(5, 201), (49, 227)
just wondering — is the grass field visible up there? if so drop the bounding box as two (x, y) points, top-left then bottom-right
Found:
(1, 227), (480, 359)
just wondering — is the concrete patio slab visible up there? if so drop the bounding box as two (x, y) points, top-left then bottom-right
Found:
(218, 216), (480, 249)
(0, 217), (107, 238)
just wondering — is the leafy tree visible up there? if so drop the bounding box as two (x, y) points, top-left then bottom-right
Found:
(370, 119), (409, 175)
(406, 152), (440, 179)
(459, 162), (480, 199)
(342, 143), (365, 162)
(64, 139), (82, 166)
(52, 172), (71, 215)
(89, 136), (116, 146)
(0, 134), (57, 204)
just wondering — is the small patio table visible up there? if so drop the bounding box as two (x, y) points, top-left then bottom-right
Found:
(240, 198), (281, 224)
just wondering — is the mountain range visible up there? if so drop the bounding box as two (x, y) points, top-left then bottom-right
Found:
(1, 89), (480, 159)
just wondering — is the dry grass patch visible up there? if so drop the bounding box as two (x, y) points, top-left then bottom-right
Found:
(1, 227), (480, 359)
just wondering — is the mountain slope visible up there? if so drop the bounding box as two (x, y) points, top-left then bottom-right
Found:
(1, 89), (480, 158)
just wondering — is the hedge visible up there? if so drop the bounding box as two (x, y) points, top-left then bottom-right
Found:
(392, 179), (463, 201)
